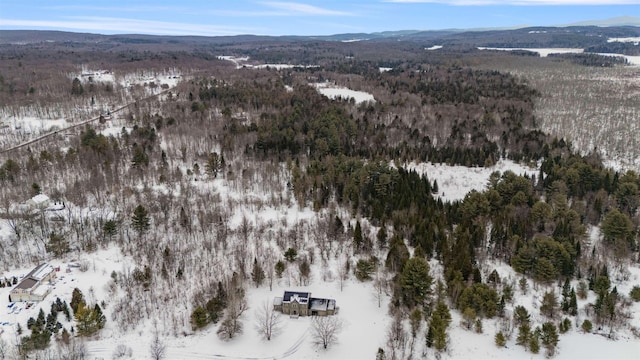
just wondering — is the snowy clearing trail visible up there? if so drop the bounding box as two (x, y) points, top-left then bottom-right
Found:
(87, 328), (309, 360)
(0, 89), (170, 155)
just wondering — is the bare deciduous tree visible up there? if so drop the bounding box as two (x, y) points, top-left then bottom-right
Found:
(311, 316), (343, 350)
(217, 291), (248, 340)
(255, 299), (282, 341)
(0, 337), (7, 360)
(149, 332), (167, 360)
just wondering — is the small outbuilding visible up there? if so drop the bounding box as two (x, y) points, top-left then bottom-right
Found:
(26, 194), (50, 210)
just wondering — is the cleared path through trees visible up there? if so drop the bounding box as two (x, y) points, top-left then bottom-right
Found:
(0, 90), (170, 155)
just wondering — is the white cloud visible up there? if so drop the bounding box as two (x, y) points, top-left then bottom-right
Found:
(0, 17), (256, 36)
(261, 2), (351, 15)
(384, 0), (640, 4)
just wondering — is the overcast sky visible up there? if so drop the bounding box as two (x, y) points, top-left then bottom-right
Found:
(1, 1), (638, 36)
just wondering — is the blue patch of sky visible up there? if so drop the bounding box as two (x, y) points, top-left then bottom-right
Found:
(0, 1), (638, 36)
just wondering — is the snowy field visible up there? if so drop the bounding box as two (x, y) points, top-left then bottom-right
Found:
(217, 56), (314, 70)
(477, 47), (585, 57)
(608, 37), (640, 44)
(477, 47), (640, 66)
(402, 159), (539, 202)
(312, 83), (375, 105)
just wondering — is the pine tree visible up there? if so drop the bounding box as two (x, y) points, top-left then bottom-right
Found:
(540, 290), (559, 319)
(70, 288), (85, 314)
(275, 260), (285, 277)
(103, 220), (118, 242)
(191, 306), (209, 329)
(93, 304), (106, 330)
(516, 323), (531, 349)
(205, 152), (222, 177)
(429, 302), (451, 352)
(495, 331), (506, 347)
(529, 334), (540, 354)
(132, 144), (149, 167)
(71, 78), (84, 95)
(353, 220), (363, 253)
(400, 257), (433, 308)
(569, 288), (578, 316)
(377, 222), (387, 248)
(251, 258), (265, 287)
(46, 232), (70, 257)
(131, 205), (151, 236)
(541, 322), (559, 355)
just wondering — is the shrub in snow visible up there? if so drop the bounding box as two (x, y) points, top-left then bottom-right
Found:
(494, 331), (506, 347)
(112, 344), (132, 359)
(630, 286), (640, 302)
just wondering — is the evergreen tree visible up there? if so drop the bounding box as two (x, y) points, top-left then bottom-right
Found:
(299, 259), (311, 285)
(46, 232), (70, 257)
(601, 209), (634, 250)
(353, 220), (363, 253)
(514, 305), (531, 327)
(462, 307), (476, 330)
(132, 144), (149, 167)
(540, 290), (559, 319)
(284, 248), (297, 262)
(179, 206), (191, 232)
(131, 205), (151, 236)
(540, 322), (559, 355)
(191, 306), (209, 329)
(93, 304), (106, 330)
(529, 334), (540, 354)
(429, 302), (451, 352)
(409, 308), (422, 339)
(251, 258), (265, 287)
(385, 234), (410, 272)
(569, 288), (578, 316)
(205, 152), (222, 177)
(103, 219), (118, 242)
(495, 331), (506, 347)
(70, 288), (85, 314)
(377, 222), (387, 248)
(275, 260), (285, 277)
(516, 323), (531, 349)
(400, 257), (433, 308)
(71, 77), (84, 95)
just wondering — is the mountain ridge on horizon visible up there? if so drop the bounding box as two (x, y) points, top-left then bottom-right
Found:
(0, 16), (639, 41)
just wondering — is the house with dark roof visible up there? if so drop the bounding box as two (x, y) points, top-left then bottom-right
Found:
(9, 263), (56, 302)
(274, 291), (337, 316)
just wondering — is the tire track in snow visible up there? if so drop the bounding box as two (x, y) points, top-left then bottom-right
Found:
(88, 328), (308, 360)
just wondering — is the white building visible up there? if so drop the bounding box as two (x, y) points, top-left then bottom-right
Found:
(9, 264), (57, 302)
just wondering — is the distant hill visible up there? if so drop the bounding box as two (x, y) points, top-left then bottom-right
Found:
(1, 23), (639, 49)
(562, 16), (640, 27)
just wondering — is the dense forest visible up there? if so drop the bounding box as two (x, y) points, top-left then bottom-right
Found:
(0, 31), (638, 359)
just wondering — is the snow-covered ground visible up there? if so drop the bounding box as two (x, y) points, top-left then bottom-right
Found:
(217, 55), (315, 70)
(2, 117), (68, 134)
(0, 244), (390, 359)
(608, 37), (640, 44)
(402, 159), (539, 202)
(1, 156), (639, 359)
(312, 83), (375, 105)
(477, 47), (640, 66)
(478, 47), (585, 57)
